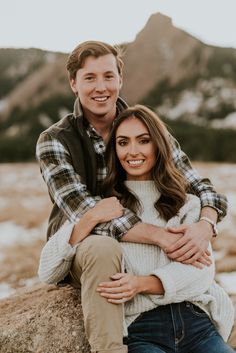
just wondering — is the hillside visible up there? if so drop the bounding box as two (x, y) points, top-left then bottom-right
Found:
(0, 13), (236, 162)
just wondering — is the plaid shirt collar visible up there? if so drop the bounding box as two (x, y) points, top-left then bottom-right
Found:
(72, 96), (128, 141)
(72, 96), (128, 119)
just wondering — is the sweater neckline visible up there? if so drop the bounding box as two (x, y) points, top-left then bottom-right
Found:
(124, 180), (161, 200)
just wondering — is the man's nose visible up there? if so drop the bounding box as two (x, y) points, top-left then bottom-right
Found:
(95, 78), (106, 92)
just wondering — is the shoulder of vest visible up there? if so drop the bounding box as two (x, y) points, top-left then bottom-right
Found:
(43, 114), (84, 139)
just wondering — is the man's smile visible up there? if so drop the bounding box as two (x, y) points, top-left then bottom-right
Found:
(92, 96), (110, 102)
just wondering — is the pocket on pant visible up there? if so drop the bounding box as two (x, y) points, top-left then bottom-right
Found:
(186, 302), (208, 318)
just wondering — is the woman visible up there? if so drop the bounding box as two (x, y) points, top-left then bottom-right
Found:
(39, 105), (234, 353)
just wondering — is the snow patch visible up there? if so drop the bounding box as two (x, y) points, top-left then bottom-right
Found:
(0, 221), (45, 247)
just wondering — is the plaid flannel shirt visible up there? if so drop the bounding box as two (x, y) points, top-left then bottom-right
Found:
(36, 110), (227, 240)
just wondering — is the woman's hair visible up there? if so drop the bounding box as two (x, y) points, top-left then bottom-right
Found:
(66, 40), (124, 80)
(103, 105), (189, 221)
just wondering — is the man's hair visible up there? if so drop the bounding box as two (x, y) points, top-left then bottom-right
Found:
(66, 40), (124, 80)
(103, 105), (189, 221)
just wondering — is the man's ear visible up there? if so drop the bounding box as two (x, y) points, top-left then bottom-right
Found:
(119, 74), (123, 90)
(70, 78), (77, 95)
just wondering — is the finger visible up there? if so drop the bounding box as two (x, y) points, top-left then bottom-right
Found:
(167, 241), (195, 259)
(174, 247), (198, 262)
(107, 297), (130, 304)
(167, 225), (187, 234)
(180, 250), (205, 264)
(100, 291), (130, 299)
(98, 280), (121, 288)
(97, 285), (126, 294)
(196, 255), (212, 266)
(110, 273), (125, 280)
(186, 260), (204, 269)
(165, 236), (188, 253)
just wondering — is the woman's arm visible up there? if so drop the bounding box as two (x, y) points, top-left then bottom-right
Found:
(97, 246), (214, 304)
(38, 197), (123, 284)
(149, 245), (215, 303)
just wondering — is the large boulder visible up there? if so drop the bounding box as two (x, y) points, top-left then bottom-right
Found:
(0, 284), (90, 353)
(0, 284), (235, 353)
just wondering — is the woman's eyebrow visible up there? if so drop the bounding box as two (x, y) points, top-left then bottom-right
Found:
(116, 133), (150, 139)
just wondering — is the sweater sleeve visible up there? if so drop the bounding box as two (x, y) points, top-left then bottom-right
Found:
(38, 221), (77, 284)
(150, 245), (215, 304)
(149, 195), (215, 304)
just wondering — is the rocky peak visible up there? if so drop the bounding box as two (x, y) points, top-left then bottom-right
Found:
(121, 12), (204, 104)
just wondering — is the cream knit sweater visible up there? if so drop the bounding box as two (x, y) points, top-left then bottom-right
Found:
(38, 181), (234, 341)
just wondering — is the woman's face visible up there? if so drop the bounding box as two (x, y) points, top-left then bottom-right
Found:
(115, 116), (156, 181)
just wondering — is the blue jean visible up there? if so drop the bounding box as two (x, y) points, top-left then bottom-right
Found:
(124, 302), (235, 353)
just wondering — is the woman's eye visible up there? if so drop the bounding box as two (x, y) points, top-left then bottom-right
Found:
(118, 140), (127, 146)
(140, 139), (150, 144)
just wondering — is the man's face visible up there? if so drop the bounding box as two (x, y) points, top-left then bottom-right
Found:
(70, 54), (122, 120)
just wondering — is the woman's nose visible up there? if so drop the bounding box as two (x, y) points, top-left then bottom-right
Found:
(129, 143), (139, 156)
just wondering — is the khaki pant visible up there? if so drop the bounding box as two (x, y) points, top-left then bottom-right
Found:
(70, 235), (127, 353)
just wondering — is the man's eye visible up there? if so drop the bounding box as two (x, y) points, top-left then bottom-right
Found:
(85, 76), (94, 81)
(105, 75), (114, 80)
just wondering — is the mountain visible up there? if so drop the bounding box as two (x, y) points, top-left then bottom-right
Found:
(121, 13), (209, 103)
(0, 13), (236, 162)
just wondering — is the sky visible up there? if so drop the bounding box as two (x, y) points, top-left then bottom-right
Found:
(1, 0), (236, 53)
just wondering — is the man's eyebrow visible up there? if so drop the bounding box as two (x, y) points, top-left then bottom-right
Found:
(82, 72), (95, 76)
(116, 133), (150, 139)
(83, 70), (115, 76)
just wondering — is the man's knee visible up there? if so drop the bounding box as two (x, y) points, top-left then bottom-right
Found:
(75, 235), (122, 267)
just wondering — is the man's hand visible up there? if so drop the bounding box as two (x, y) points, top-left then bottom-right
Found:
(165, 221), (213, 264)
(90, 197), (124, 223)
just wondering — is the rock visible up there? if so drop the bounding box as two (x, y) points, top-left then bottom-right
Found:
(0, 284), (90, 353)
(0, 284), (235, 352)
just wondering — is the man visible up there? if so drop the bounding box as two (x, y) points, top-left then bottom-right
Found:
(36, 41), (227, 353)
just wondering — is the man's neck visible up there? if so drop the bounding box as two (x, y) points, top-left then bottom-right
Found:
(84, 107), (117, 141)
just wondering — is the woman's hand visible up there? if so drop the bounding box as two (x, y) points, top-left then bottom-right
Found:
(90, 197), (124, 223)
(97, 273), (141, 304)
(97, 272), (164, 303)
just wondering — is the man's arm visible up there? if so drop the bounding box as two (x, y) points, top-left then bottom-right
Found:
(170, 135), (227, 220)
(36, 132), (140, 238)
(166, 136), (228, 262)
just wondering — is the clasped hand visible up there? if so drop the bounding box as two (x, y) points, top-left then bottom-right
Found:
(163, 221), (213, 268)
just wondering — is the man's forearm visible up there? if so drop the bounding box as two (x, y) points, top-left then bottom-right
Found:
(199, 206), (218, 239)
(121, 223), (161, 245)
(121, 222), (183, 249)
(200, 206), (218, 223)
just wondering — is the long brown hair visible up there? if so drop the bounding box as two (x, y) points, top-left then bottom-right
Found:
(103, 105), (189, 221)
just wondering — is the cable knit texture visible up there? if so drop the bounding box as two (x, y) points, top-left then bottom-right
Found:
(121, 181), (234, 340)
(38, 180), (234, 341)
